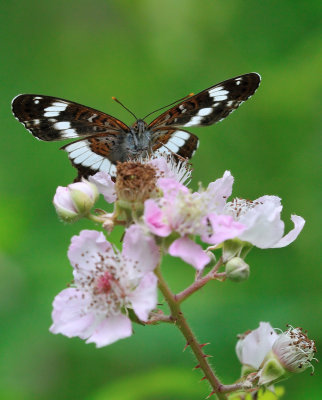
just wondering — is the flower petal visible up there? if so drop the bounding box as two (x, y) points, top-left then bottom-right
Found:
(69, 181), (98, 201)
(53, 186), (78, 215)
(86, 314), (132, 347)
(201, 214), (245, 244)
(158, 177), (189, 199)
(89, 171), (116, 203)
(236, 322), (279, 369)
(238, 197), (285, 248)
(50, 288), (96, 339)
(169, 237), (210, 270)
(130, 272), (158, 321)
(271, 215), (305, 248)
(144, 199), (172, 237)
(68, 230), (114, 278)
(206, 171), (234, 213)
(123, 224), (160, 273)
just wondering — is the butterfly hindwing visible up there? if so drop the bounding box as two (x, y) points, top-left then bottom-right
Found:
(12, 94), (130, 141)
(62, 136), (117, 178)
(149, 73), (261, 130)
(152, 129), (199, 159)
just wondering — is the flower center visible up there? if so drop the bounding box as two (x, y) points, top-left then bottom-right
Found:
(225, 198), (261, 219)
(273, 326), (316, 372)
(116, 161), (158, 203)
(95, 271), (113, 294)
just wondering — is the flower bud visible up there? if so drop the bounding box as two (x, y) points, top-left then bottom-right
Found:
(53, 180), (98, 222)
(225, 257), (250, 282)
(53, 186), (79, 222)
(69, 181), (98, 213)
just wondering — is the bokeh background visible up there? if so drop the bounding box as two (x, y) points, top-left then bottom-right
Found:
(1, 1), (321, 399)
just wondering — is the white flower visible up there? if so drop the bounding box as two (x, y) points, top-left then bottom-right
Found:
(236, 322), (317, 386)
(225, 196), (305, 248)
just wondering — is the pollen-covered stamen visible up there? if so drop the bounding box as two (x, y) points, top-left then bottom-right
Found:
(225, 198), (262, 219)
(94, 271), (113, 294)
(170, 190), (207, 236)
(144, 154), (192, 185)
(116, 161), (158, 203)
(74, 251), (132, 316)
(272, 326), (317, 373)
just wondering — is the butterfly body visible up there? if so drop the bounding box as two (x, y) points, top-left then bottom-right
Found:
(12, 73), (261, 179)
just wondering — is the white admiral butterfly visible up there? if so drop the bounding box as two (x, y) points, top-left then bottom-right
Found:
(12, 73), (260, 180)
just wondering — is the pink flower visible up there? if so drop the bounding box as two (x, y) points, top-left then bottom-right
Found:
(50, 226), (160, 347)
(143, 171), (244, 269)
(224, 196), (305, 248)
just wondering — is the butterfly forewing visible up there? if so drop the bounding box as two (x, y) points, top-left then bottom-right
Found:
(149, 73), (261, 130)
(12, 94), (130, 141)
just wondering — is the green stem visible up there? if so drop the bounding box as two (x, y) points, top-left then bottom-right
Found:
(155, 266), (228, 400)
(87, 213), (106, 223)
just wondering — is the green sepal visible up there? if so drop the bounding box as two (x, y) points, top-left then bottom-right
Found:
(162, 232), (181, 250)
(126, 308), (145, 326)
(259, 351), (290, 385)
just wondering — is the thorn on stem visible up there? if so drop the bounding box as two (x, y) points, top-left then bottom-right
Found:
(206, 390), (215, 399)
(200, 342), (210, 348)
(193, 364), (201, 369)
(200, 376), (207, 381)
(183, 342), (190, 352)
(203, 354), (213, 358)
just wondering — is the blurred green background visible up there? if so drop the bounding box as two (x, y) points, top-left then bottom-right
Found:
(1, 1), (321, 399)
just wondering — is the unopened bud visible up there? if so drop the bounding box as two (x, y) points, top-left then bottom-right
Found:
(225, 257), (250, 282)
(53, 180), (98, 222)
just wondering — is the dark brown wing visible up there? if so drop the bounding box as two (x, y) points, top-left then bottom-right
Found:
(12, 94), (131, 179)
(12, 94), (130, 141)
(148, 73), (261, 130)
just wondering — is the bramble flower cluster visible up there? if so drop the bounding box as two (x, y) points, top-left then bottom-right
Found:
(50, 156), (315, 398)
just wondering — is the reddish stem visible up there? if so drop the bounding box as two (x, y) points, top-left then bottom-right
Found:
(175, 257), (224, 303)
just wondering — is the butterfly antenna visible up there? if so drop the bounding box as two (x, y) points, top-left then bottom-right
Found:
(112, 97), (138, 120)
(142, 93), (194, 120)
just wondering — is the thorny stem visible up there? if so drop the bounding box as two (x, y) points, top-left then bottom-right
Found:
(175, 257), (224, 303)
(155, 265), (228, 400)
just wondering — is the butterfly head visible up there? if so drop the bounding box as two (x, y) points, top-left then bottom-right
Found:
(131, 119), (148, 136)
